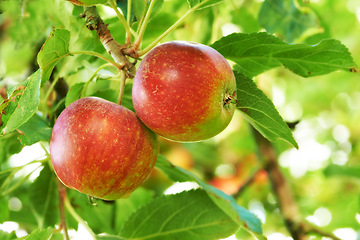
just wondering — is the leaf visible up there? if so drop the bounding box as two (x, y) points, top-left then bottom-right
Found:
(258, 0), (321, 42)
(187, 0), (223, 9)
(114, 188), (154, 233)
(324, 165), (360, 178)
(211, 32), (358, 78)
(17, 113), (52, 146)
(29, 165), (59, 228)
(0, 70), (41, 135)
(133, 0), (147, 22)
(37, 29), (70, 85)
(65, 82), (85, 107)
(25, 227), (53, 240)
(155, 155), (263, 234)
(96, 235), (126, 240)
(235, 72), (298, 148)
(0, 197), (10, 222)
(0, 230), (17, 240)
(0, 132), (23, 165)
(70, 0), (107, 6)
(66, 190), (117, 235)
(120, 189), (239, 240)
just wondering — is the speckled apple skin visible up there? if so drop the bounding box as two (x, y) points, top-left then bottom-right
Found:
(132, 41), (237, 142)
(50, 97), (159, 200)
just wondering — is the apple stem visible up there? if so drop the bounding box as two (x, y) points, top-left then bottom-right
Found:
(133, 0), (157, 51)
(117, 69), (127, 105)
(127, 0), (132, 29)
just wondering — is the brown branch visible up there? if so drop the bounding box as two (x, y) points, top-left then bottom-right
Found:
(251, 128), (341, 240)
(253, 129), (307, 240)
(82, 6), (136, 78)
(58, 180), (70, 240)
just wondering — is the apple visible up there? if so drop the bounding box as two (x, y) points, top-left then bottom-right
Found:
(132, 41), (237, 142)
(50, 97), (159, 200)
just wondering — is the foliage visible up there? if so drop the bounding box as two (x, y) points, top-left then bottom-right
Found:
(0, 0), (359, 239)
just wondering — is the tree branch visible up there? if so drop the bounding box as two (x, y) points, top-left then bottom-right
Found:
(58, 180), (70, 240)
(82, 6), (136, 78)
(252, 128), (340, 240)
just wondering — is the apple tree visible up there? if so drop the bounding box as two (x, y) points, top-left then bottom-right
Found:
(0, 0), (359, 239)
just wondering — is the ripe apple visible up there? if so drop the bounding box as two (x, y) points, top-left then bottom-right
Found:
(50, 97), (159, 200)
(132, 41), (237, 142)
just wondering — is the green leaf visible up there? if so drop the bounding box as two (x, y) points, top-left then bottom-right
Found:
(0, 230), (17, 240)
(187, 0), (223, 9)
(17, 113), (52, 145)
(0, 70), (41, 135)
(37, 29), (70, 85)
(324, 165), (360, 178)
(120, 189), (239, 240)
(96, 235), (126, 240)
(235, 72), (298, 148)
(0, 197), (10, 222)
(25, 227), (53, 240)
(114, 188), (154, 233)
(258, 0), (321, 42)
(0, 133), (23, 165)
(155, 155), (263, 234)
(133, 0), (147, 21)
(71, 0), (107, 6)
(66, 190), (117, 235)
(211, 32), (358, 78)
(65, 82), (85, 107)
(29, 165), (59, 228)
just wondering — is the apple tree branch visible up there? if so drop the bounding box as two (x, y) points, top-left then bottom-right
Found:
(82, 6), (136, 78)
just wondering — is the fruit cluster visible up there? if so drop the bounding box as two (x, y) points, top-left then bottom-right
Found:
(50, 41), (237, 200)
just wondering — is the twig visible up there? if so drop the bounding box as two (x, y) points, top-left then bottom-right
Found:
(82, 6), (135, 78)
(58, 181), (70, 240)
(252, 128), (344, 240)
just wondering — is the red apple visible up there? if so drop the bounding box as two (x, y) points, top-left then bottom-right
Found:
(132, 41), (237, 142)
(50, 97), (159, 200)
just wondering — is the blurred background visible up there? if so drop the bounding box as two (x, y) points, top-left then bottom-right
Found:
(1, 0), (360, 239)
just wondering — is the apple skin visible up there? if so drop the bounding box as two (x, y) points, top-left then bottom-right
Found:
(50, 97), (159, 200)
(132, 41), (237, 142)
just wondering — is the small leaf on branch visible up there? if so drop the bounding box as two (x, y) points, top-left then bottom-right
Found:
(65, 82), (86, 107)
(120, 189), (239, 240)
(155, 155), (263, 235)
(235, 72), (298, 148)
(0, 70), (41, 135)
(37, 29), (70, 85)
(211, 32), (358, 78)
